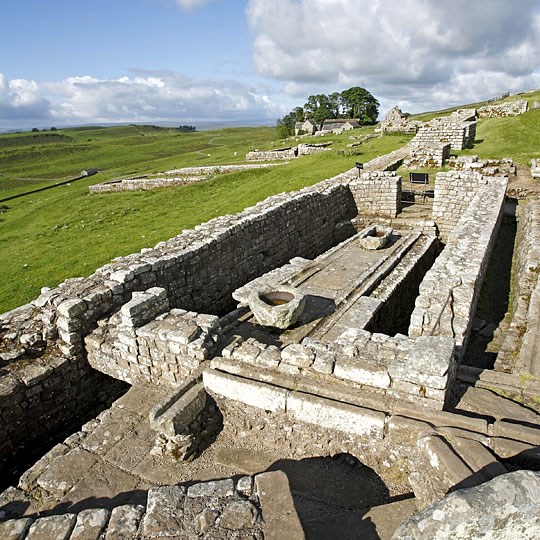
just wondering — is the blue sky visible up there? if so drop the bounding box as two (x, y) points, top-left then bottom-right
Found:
(1, 0), (540, 129)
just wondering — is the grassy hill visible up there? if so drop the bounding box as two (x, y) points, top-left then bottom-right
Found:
(1, 89), (539, 314)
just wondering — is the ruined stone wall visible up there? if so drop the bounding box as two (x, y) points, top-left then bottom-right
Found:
(478, 100), (528, 118)
(432, 171), (490, 240)
(412, 119), (476, 151)
(246, 149), (296, 161)
(349, 171), (401, 218)
(409, 175), (508, 356)
(406, 143), (450, 168)
(496, 201), (540, 374)
(0, 354), (127, 482)
(86, 288), (221, 385)
(89, 176), (202, 194)
(210, 328), (456, 411)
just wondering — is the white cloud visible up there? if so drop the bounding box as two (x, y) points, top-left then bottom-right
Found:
(174, 0), (208, 10)
(247, 0), (540, 112)
(0, 71), (288, 127)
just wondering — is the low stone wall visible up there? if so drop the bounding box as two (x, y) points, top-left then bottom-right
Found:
(246, 148), (296, 161)
(496, 201), (540, 374)
(89, 176), (203, 194)
(86, 288), (221, 385)
(212, 327), (456, 410)
(406, 142), (450, 168)
(381, 120), (420, 135)
(447, 156), (516, 177)
(478, 100), (528, 118)
(349, 171), (401, 218)
(89, 164), (282, 194)
(0, 354), (127, 483)
(0, 471), (302, 539)
(409, 174), (508, 357)
(412, 118), (476, 151)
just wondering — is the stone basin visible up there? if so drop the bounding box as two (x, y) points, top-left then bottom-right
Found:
(247, 286), (306, 329)
(358, 225), (393, 250)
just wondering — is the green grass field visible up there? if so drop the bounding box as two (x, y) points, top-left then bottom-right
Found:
(0, 124), (409, 312)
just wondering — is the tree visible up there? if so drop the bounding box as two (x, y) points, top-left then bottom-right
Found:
(304, 94), (332, 125)
(340, 87), (379, 124)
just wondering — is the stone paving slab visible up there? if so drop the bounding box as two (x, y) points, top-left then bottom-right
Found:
(214, 447), (281, 475)
(65, 460), (141, 510)
(36, 449), (98, 497)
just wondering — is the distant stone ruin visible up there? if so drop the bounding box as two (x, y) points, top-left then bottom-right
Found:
(89, 164), (282, 194)
(1, 130), (540, 538)
(246, 142), (330, 161)
(478, 99), (529, 118)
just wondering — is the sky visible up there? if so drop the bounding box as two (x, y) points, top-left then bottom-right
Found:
(1, 0), (540, 129)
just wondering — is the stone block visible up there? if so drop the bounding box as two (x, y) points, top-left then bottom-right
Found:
(142, 485), (186, 536)
(69, 509), (109, 540)
(287, 391), (386, 438)
(255, 471), (305, 540)
(26, 514), (76, 540)
(334, 357), (390, 389)
(203, 369), (288, 412)
(104, 505), (145, 540)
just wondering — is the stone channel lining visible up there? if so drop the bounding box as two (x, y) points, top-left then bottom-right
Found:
(496, 201), (540, 375)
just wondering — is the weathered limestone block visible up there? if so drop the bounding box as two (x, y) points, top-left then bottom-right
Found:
(104, 505), (145, 540)
(334, 357), (391, 389)
(255, 471), (305, 540)
(26, 514), (76, 540)
(287, 391), (386, 438)
(141, 485), (186, 536)
(203, 369), (288, 412)
(69, 508), (109, 540)
(0, 518), (34, 540)
(394, 471), (540, 540)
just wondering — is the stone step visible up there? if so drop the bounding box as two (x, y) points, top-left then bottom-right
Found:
(407, 433), (507, 509)
(456, 386), (540, 425)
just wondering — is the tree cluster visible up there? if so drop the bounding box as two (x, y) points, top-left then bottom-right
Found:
(177, 125), (196, 132)
(277, 86), (379, 137)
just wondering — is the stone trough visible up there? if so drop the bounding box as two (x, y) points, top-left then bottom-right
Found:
(358, 225), (393, 250)
(247, 285), (306, 329)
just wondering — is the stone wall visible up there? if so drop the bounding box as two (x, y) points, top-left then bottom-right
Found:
(210, 327), (456, 411)
(447, 156), (516, 177)
(405, 142), (450, 168)
(86, 288), (221, 385)
(246, 148), (297, 161)
(496, 201), (540, 374)
(89, 164), (281, 194)
(0, 354), (127, 483)
(89, 176), (203, 194)
(412, 118), (476, 151)
(409, 174), (508, 356)
(478, 100), (528, 118)
(349, 171), (401, 218)
(431, 171), (492, 240)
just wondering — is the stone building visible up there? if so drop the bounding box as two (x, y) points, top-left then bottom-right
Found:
(294, 118), (318, 135)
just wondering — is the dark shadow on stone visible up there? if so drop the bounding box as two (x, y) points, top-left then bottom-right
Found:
(266, 454), (390, 540)
(36, 489), (149, 518)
